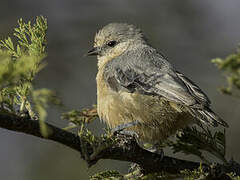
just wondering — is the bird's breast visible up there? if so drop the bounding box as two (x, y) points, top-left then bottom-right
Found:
(96, 68), (193, 143)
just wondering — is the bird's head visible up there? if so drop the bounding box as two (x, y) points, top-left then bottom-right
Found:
(87, 23), (146, 67)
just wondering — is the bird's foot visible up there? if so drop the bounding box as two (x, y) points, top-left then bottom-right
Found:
(111, 121), (139, 139)
(111, 120), (139, 133)
(111, 121), (164, 160)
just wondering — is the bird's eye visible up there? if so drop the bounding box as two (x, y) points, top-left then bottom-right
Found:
(107, 41), (117, 47)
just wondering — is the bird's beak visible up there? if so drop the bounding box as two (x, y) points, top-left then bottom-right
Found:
(86, 47), (100, 56)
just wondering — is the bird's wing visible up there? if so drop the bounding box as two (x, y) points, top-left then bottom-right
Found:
(106, 66), (207, 109)
(175, 71), (211, 106)
(103, 53), (228, 127)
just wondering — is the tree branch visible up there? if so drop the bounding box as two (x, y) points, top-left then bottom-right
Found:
(0, 113), (82, 152)
(0, 112), (239, 177)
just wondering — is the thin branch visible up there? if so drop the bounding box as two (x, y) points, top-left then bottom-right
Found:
(0, 112), (82, 152)
(0, 112), (239, 176)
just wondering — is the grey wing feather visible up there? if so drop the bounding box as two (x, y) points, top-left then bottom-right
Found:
(113, 67), (201, 108)
(175, 71), (211, 106)
(104, 51), (228, 127)
(174, 71), (228, 127)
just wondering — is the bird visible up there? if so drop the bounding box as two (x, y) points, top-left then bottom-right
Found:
(87, 23), (228, 147)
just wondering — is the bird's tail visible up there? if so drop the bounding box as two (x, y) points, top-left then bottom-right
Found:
(187, 108), (229, 128)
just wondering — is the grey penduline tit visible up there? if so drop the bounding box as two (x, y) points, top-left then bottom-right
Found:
(87, 23), (228, 148)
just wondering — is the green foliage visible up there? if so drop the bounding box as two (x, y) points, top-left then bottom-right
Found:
(180, 165), (240, 180)
(228, 172), (240, 180)
(0, 16), (59, 137)
(90, 170), (171, 180)
(0, 17), (47, 58)
(32, 88), (61, 136)
(180, 164), (205, 180)
(166, 125), (227, 164)
(61, 105), (98, 130)
(90, 170), (123, 180)
(212, 47), (240, 97)
(139, 172), (171, 180)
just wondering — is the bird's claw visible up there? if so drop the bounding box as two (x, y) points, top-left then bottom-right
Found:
(111, 121), (139, 135)
(111, 120), (139, 132)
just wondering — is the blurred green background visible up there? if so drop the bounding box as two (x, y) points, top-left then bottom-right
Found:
(0, 0), (240, 179)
